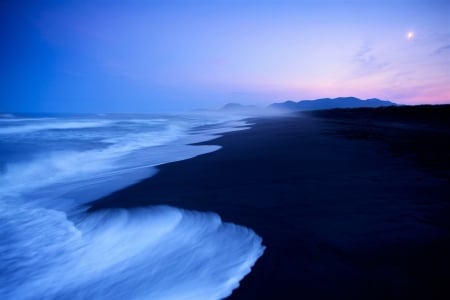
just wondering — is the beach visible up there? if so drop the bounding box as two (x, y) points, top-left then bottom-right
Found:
(92, 106), (450, 299)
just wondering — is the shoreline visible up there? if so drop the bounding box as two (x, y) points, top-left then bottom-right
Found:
(91, 107), (450, 299)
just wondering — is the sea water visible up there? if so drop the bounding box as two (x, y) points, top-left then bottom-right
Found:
(0, 112), (265, 300)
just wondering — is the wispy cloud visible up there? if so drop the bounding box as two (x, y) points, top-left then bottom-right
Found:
(430, 44), (450, 56)
(351, 43), (389, 77)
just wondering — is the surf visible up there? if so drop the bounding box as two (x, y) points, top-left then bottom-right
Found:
(0, 113), (265, 300)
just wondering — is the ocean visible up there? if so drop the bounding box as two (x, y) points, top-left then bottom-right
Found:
(0, 112), (264, 299)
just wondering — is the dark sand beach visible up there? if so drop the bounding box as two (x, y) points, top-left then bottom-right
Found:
(92, 106), (450, 300)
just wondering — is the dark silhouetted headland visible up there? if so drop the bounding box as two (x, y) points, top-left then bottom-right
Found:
(270, 97), (396, 111)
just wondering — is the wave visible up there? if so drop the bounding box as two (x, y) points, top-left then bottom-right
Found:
(0, 113), (265, 299)
(0, 120), (114, 134)
(0, 116), (250, 204)
(0, 204), (264, 300)
(0, 122), (220, 205)
(0, 113), (16, 118)
(0, 117), (56, 122)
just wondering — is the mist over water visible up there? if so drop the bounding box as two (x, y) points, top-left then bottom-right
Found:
(0, 113), (265, 299)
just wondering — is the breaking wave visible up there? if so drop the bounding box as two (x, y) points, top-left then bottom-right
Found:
(0, 113), (265, 300)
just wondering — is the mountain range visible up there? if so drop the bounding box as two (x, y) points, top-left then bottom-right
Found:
(269, 97), (396, 111)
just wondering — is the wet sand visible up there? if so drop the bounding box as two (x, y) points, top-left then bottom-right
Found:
(92, 105), (450, 300)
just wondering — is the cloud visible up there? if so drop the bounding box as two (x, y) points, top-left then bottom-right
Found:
(430, 44), (450, 56)
(351, 43), (390, 77)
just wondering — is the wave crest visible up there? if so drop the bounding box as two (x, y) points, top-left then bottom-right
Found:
(0, 205), (264, 300)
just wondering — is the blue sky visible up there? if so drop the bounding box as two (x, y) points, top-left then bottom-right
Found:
(1, 0), (449, 113)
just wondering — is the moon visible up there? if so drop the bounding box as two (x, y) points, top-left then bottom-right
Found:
(406, 31), (414, 39)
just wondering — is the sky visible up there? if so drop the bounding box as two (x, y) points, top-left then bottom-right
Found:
(1, 0), (449, 113)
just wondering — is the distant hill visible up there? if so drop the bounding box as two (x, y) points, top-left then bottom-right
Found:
(218, 102), (287, 116)
(220, 103), (259, 111)
(270, 97), (396, 111)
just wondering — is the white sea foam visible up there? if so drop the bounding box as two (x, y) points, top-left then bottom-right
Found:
(0, 122), (217, 205)
(0, 120), (113, 134)
(0, 118), (53, 122)
(0, 204), (264, 300)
